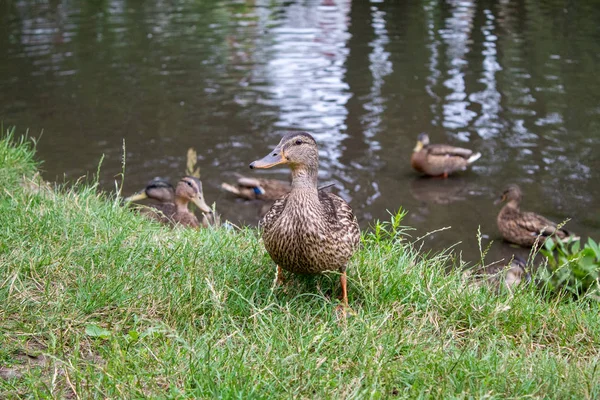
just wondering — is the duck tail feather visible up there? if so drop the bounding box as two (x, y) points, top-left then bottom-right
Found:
(560, 232), (580, 242)
(221, 182), (241, 196)
(468, 152), (482, 164)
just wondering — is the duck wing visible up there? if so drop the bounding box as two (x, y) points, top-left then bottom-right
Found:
(259, 189), (343, 232)
(427, 144), (473, 159)
(318, 191), (360, 248)
(261, 179), (291, 196)
(516, 211), (561, 237)
(141, 203), (177, 224)
(173, 212), (199, 228)
(259, 194), (288, 232)
(236, 176), (263, 188)
(234, 175), (291, 200)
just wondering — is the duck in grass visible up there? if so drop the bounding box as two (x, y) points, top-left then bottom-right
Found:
(126, 176), (212, 228)
(411, 133), (481, 178)
(485, 256), (530, 292)
(468, 256), (531, 293)
(221, 174), (291, 201)
(125, 177), (175, 205)
(496, 184), (578, 247)
(249, 132), (360, 310)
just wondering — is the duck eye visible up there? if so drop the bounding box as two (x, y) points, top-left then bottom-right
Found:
(185, 181), (193, 187)
(295, 139), (302, 145)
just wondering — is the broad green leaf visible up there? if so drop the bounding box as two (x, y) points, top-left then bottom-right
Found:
(586, 238), (600, 259)
(128, 330), (139, 341)
(85, 324), (112, 339)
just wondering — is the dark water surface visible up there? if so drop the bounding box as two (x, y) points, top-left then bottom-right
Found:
(1, 0), (599, 264)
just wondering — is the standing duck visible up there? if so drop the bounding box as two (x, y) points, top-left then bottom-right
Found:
(127, 176), (212, 228)
(249, 132), (360, 309)
(221, 174), (291, 201)
(496, 184), (577, 247)
(411, 133), (481, 178)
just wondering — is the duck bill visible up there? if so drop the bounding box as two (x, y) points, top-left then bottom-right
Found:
(413, 141), (424, 152)
(493, 194), (506, 205)
(124, 191), (148, 202)
(192, 195), (212, 214)
(249, 150), (287, 169)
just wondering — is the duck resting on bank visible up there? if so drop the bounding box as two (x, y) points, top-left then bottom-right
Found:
(125, 177), (175, 204)
(496, 184), (578, 247)
(221, 173), (291, 201)
(476, 256), (530, 292)
(126, 176), (212, 228)
(411, 133), (481, 178)
(249, 132), (360, 310)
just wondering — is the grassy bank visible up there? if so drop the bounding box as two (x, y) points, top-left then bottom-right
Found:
(1, 132), (599, 399)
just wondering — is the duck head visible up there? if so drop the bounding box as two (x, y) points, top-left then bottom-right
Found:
(249, 132), (319, 172)
(175, 176), (212, 213)
(414, 133), (430, 152)
(125, 177), (174, 203)
(496, 184), (522, 205)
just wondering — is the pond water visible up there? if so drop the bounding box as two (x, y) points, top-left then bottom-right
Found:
(1, 0), (599, 265)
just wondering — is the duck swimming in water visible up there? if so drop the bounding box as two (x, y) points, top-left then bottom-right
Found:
(221, 174), (291, 201)
(411, 133), (481, 178)
(496, 184), (578, 247)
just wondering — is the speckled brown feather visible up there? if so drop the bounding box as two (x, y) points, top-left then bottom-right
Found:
(260, 188), (360, 274)
(254, 132), (360, 275)
(474, 256), (529, 292)
(141, 203), (200, 228)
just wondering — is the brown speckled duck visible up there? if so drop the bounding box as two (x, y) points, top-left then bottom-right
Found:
(249, 132), (360, 309)
(496, 184), (577, 247)
(411, 133), (481, 178)
(486, 256), (530, 292)
(221, 174), (291, 201)
(469, 256), (530, 293)
(127, 176), (212, 228)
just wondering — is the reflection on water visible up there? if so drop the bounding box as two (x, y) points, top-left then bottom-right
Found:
(440, 0), (477, 136)
(260, 0), (352, 179)
(1, 0), (599, 264)
(410, 177), (470, 206)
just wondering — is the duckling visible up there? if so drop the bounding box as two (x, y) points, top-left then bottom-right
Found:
(411, 133), (481, 178)
(249, 132), (360, 309)
(496, 184), (578, 247)
(128, 176), (212, 228)
(221, 174), (291, 201)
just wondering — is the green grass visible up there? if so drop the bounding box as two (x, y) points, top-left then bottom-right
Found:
(1, 130), (599, 398)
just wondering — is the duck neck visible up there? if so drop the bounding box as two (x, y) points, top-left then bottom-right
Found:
(290, 164), (319, 193)
(174, 197), (190, 213)
(505, 199), (520, 210)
